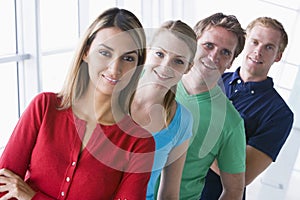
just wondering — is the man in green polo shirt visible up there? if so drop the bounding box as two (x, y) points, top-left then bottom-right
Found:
(177, 13), (246, 200)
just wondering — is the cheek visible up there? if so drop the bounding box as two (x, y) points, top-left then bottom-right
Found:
(146, 56), (160, 66)
(115, 68), (137, 91)
(244, 45), (254, 53)
(219, 59), (231, 72)
(173, 66), (188, 76)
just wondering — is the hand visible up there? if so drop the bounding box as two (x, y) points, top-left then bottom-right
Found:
(0, 168), (36, 200)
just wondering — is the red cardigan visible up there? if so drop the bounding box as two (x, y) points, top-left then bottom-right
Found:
(0, 92), (154, 200)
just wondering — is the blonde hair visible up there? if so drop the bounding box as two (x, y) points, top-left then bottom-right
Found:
(246, 17), (288, 53)
(151, 20), (197, 125)
(58, 8), (146, 113)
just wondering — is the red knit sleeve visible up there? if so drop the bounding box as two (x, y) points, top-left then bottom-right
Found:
(0, 93), (54, 197)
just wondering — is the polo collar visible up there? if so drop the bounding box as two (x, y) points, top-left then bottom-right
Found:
(228, 67), (274, 93)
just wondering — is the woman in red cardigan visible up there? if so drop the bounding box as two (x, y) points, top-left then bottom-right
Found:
(0, 7), (154, 200)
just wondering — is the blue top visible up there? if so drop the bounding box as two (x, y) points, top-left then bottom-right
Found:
(146, 102), (193, 199)
(201, 67), (294, 200)
(222, 67), (294, 161)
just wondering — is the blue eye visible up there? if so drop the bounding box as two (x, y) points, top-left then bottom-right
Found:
(221, 49), (232, 57)
(252, 40), (258, 46)
(123, 56), (135, 62)
(99, 50), (111, 57)
(174, 59), (184, 65)
(204, 43), (214, 49)
(155, 51), (164, 58)
(266, 45), (274, 51)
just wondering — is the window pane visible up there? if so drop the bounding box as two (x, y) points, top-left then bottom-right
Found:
(285, 19), (300, 64)
(89, 0), (116, 22)
(40, 0), (78, 50)
(0, 0), (16, 55)
(0, 63), (19, 155)
(122, 0), (142, 20)
(41, 52), (73, 93)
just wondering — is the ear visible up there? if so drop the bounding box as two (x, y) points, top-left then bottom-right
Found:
(82, 46), (90, 62)
(83, 55), (88, 63)
(185, 61), (194, 74)
(274, 52), (282, 62)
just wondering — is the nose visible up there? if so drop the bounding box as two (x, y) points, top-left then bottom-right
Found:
(160, 57), (173, 72)
(108, 59), (121, 76)
(161, 57), (172, 67)
(208, 49), (220, 64)
(254, 45), (263, 56)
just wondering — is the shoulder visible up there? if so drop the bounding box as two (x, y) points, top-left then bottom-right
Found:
(272, 90), (293, 113)
(222, 71), (234, 83)
(26, 92), (59, 111)
(32, 92), (58, 103)
(176, 102), (193, 120)
(119, 116), (155, 149)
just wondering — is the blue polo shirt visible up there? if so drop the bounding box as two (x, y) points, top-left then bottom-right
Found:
(200, 67), (294, 200)
(222, 67), (294, 161)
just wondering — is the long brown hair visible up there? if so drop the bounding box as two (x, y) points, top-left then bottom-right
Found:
(58, 8), (146, 113)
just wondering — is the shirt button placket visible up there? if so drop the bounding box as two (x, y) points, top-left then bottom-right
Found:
(66, 177), (71, 182)
(60, 161), (76, 199)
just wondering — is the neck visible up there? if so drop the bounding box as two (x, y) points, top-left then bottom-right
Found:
(239, 66), (268, 83)
(134, 78), (169, 105)
(131, 79), (173, 132)
(182, 72), (216, 95)
(73, 85), (124, 125)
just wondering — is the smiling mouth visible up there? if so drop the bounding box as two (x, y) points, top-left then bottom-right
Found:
(154, 70), (172, 79)
(201, 60), (218, 70)
(102, 74), (120, 84)
(249, 57), (263, 64)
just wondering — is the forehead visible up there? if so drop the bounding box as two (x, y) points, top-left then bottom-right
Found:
(91, 27), (138, 52)
(199, 26), (238, 51)
(151, 30), (191, 59)
(247, 25), (281, 46)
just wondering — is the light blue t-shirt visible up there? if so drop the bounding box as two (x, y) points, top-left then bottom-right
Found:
(146, 102), (193, 199)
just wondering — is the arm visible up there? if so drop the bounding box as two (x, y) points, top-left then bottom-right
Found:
(219, 170), (245, 200)
(157, 140), (189, 200)
(0, 169), (57, 200)
(245, 145), (272, 185)
(0, 94), (45, 198)
(210, 144), (272, 186)
(0, 168), (35, 200)
(0, 94), (57, 200)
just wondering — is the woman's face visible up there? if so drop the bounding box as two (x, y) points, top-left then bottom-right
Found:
(84, 27), (139, 96)
(144, 30), (192, 89)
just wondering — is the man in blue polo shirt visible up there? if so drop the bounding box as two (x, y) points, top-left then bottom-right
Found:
(201, 17), (294, 199)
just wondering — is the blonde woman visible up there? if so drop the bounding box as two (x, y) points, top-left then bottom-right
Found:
(131, 20), (197, 199)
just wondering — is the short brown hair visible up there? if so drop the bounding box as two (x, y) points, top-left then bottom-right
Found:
(194, 12), (245, 59)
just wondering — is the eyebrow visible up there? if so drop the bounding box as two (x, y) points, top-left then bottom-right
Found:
(98, 44), (138, 55)
(251, 38), (277, 48)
